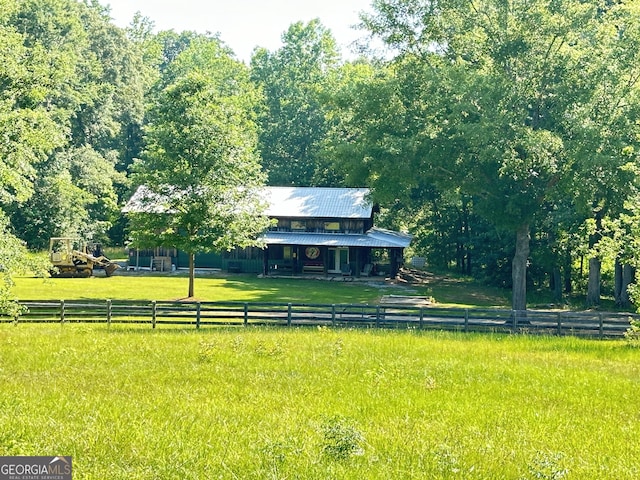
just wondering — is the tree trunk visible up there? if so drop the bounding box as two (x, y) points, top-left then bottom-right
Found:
(620, 264), (634, 309)
(512, 224), (530, 311)
(188, 252), (195, 298)
(552, 267), (562, 304)
(564, 250), (572, 293)
(614, 259), (623, 305)
(586, 257), (601, 307)
(586, 211), (603, 307)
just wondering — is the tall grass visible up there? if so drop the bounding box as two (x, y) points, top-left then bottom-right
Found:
(1, 325), (638, 479)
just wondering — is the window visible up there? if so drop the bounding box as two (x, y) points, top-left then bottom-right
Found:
(291, 220), (306, 231)
(324, 221), (340, 232)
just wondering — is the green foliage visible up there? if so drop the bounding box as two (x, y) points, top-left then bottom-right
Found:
(1, 0), (145, 247)
(129, 38), (273, 296)
(251, 20), (340, 186)
(0, 212), (46, 316)
(624, 318), (640, 348)
(333, 0), (640, 308)
(319, 415), (365, 461)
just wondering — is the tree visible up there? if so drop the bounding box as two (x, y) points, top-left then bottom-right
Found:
(2, 0), (145, 247)
(251, 20), (340, 186)
(128, 38), (271, 298)
(334, 0), (640, 310)
(0, 0), (68, 312)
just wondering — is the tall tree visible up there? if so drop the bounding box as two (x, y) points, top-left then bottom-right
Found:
(0, 0), (68, 311)
(251, 20), (340, 186)
(335, 0), (640, 310)
(128, 38), (271, 298)
(3, 0), (145, 246)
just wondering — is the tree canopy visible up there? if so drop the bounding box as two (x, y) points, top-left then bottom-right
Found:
(330, 0), (640, 309)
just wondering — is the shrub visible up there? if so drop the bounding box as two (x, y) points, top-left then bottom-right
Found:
(624, 318), (640, 347)
(319, 415), (365, 461)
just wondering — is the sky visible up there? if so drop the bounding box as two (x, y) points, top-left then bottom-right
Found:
(98, 0), (375, 64)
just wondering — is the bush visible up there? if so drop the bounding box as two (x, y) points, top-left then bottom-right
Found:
(624, 318), (640, 347)
(319, 415), (365, 461)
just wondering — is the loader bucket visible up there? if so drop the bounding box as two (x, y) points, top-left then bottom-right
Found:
(105, 263), (119, 277)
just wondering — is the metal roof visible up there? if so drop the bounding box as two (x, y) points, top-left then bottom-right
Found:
(124, 185), (373, 219)
(263, 187), (372, 218)
(262, 227), (412, 248)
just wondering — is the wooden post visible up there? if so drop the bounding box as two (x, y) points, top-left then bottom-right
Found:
(464, 309), (469, 332)
(287, 303), (292, 327)
(376, 306), (381, 328)
(107, 299), (112, 327)
(196, 302), (201, 330)
(419, 307), (424, 329)
(152, 301), (157, 329)
(599, 313), (603, 339)
(60, 300), (65, 324)
(557, 313), (562, 336)
(331, 304), (336, 327)
(243, 303), (248, 327)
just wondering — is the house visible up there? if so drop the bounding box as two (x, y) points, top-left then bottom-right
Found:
(123, 186), (412, 277)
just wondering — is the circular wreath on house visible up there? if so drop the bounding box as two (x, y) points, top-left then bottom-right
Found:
(305, 247), (320, 259)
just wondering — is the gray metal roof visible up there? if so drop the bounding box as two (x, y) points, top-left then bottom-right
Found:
(124, 185), (373, 219)
(263, 187), (372, 218)
(262, 227), (412, 248)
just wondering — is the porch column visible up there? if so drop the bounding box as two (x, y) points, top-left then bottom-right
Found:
(263, 246), (269, 276)
(390, 248), (403, 278)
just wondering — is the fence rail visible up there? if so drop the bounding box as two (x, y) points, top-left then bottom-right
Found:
(2, 300), (637, 339)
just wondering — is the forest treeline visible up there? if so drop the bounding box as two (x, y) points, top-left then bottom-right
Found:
(2, 0), (640, 311)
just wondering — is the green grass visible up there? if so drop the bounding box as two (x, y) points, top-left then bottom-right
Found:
(1, 325), (638, 479)
(13, 271), (511, 307)
(13, 274), (409, 304)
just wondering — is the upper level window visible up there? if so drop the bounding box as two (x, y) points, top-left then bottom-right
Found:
(324, 222), (340, 232)
(291, 220), (306, 231)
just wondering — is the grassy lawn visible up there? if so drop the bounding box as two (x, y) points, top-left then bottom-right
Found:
(12, 271), (512, 307)
(0, 325), (638, 479)
(12, 274), (407, 304)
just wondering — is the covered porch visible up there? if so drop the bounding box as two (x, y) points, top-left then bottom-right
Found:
(262, 227), (412, 278)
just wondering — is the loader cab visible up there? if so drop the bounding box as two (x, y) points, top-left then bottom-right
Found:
(50, 238), (80, 265)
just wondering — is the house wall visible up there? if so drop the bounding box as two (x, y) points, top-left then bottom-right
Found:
(272, 217), (372, 233)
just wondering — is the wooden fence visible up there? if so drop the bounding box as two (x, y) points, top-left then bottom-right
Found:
(1, 300), (637, 339)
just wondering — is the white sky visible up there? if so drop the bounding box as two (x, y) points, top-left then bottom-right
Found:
(98, 0), (375, 63)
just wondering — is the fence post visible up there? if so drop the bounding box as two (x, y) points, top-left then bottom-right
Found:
(107, 299), (112, 327)
(60, 300), (65, 324)
(419, 307), (424, 329)
(152, 300), (157, 329)
(464, 309), (469, 332)
(331, 304), (336, 327)
(599, 313), (603, 339)
(557, 313), (562, 336)
(287, 303), (292, 327)
(196, 302), (201, 330)
(376, 306), (381, 328)
(243, 303), (248, 327)
(513, 310), (518, 329)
